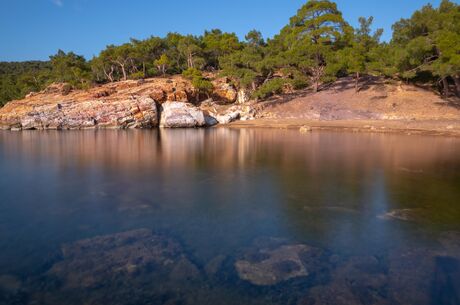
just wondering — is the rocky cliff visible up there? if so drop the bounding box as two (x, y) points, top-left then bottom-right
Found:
(0, 75), (246, 130)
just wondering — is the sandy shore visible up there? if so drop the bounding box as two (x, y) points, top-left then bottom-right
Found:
(226, 119), (460, 137)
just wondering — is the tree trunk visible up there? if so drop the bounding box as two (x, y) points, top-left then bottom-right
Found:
(142, 62), (146, 77)
(454, 76), (460, 97)
(121, 66), (127, 80)
(313, 82), (318, 93)
(103, 66), (114, 82)
(442, 77), (449, 97)
(355, 72), (360, 93)
(187, 53), (194, 69)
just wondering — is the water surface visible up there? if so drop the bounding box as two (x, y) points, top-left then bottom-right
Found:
(0, 129), (459, 305)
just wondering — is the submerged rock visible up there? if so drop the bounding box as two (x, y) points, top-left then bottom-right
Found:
(439, 231), (460, 257)
(302, 256), (390, 305)
(235, 240), (321, 286)
(377, 208), (426, 222)
(48, 229), (194, 289)
(28, 229), (210, 305)
(204, 255), (227, 277)
(0, 274), (22, 293)
(160, 101), (206, 128)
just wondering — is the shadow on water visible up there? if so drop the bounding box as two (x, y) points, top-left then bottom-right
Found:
(0, 129), (460, 304)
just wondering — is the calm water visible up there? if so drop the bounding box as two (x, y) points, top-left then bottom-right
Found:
(0, 129), (460, 305)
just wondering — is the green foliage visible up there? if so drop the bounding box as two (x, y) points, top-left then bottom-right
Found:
(154, 54), (170, 75)
(0, 61), (51, 107)
(49, 50), (91, 87)
(182, 68), (213, 98)
(390, 0), (460, 94)
(253, 78), (287, 99)
(336, 16), (383, 91)
(268, 0), (351, 92)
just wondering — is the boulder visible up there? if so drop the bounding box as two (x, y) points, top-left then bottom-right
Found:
(160, 101), (206, 128)
(204, 114), (218, 127)
(216, 110), (240, 124)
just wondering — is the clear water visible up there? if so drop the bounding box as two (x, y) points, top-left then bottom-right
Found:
(0, 129), (459, 305)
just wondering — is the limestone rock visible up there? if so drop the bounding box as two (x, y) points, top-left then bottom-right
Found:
(216, 109), (240, 124)
(160, 101), (206, 128)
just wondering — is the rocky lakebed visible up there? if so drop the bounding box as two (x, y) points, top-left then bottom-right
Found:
(1, 227), (459, 305)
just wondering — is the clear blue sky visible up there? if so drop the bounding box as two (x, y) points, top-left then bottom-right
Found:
(0, 0), (456, 61)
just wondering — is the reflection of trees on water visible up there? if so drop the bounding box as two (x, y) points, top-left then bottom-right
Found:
(1, 129), (460, 258)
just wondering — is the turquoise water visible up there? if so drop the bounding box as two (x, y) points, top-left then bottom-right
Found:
(0, 129), (459, 305)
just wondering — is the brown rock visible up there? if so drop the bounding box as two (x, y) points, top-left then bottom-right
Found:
(212, 77), (237, 103)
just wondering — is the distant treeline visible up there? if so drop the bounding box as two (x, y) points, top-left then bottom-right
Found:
(1, 0), (459, 106)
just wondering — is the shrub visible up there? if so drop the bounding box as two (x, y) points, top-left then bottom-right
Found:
(253, 78), (286, 99)
(182, 68), (213, 99)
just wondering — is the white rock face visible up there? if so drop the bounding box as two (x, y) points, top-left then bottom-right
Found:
(216, 111), (240, 124)
(160, 101), (206, 128)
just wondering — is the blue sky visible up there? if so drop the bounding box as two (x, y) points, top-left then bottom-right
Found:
(0, 0), (456, 61)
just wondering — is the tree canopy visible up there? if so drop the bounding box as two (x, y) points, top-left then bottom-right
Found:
(1, 0), (459, 107)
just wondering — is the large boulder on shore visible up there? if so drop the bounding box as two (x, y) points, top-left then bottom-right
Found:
(160, 101), (206, 128)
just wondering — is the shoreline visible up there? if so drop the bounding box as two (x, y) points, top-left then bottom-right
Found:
(225, 119), (460, 137)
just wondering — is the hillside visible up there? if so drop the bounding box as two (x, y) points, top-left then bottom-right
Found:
(0, 75), (459, 134)
(234, 77), (460, 136)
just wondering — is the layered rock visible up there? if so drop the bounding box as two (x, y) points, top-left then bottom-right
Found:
(0, 78), (187, 130)
(14, 96), (158, 130)
(0, 75), (245, 130)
